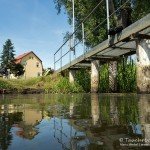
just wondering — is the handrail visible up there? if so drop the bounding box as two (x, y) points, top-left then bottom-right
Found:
(54, 0), (131, 70)
(54, 0), (104, 56)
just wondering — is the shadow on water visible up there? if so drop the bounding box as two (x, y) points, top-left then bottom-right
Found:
(0, 93), (150, 150)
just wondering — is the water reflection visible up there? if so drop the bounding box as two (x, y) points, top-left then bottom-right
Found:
(139, 95), (150, 139)
(110, 97), (119, 125)
(91, 94), (100, 126)
(0, 94), (150, 150)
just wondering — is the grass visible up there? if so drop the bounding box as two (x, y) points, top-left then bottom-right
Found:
(0, 74), (84, 93)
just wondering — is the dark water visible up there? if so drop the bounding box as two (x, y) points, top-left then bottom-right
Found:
(0, 94), (150, 150)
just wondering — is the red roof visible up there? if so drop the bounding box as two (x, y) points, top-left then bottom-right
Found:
(15, 51), (42, 64)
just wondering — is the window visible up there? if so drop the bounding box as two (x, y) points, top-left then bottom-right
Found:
(36, 62), (39, 68)
(37, 72), (41, 77)
(29, 56), (33, 59)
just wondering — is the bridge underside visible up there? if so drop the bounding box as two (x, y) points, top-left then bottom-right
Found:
(69, 40), (137, 69)
(55, 14), (150, 93)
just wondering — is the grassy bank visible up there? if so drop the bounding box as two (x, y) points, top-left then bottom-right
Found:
(0, 74), (83, 94)
(0, 57), (136, 94)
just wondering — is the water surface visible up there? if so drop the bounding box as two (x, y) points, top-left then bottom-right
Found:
(0, 94), (150, 150)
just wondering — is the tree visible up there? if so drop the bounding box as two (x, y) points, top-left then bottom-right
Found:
(11, 63), (25, 77)
(0, 39), (15, 75)
(53, 0), (150, 47)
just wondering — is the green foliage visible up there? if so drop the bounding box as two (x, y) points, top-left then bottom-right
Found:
(0, 57), (137, 93)
(117, 58), (136, 92)
(75, 69), (90, 92)
(117, 96), (139, 124)
(52, 76), (83, 93)
(132, 0), (150, 21)
(53, 0), (150, 47)
(98, 94), (139, 125)
(54, 0), (107, 47)
(99, 64), (109, 93)
(0, 78), (13, 89)
(0, 39), (24, 77)
(98, 57), (136, 93)
(0, 75), (83, 93)
(0, 39), (15, 73)
(11, 63), (24, 76)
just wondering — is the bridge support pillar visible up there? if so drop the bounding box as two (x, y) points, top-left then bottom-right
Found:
(136, 39), (150, 93)
(69, 69), (76, 83)
(91, 60), (100, 93)
(109, 61), (117, 92)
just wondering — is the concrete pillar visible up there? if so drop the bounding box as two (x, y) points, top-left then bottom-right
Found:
(136, 39), (150, 93)
(91, 93), (100, 126)
(69, 69), (76, 83)
(91, 60), (100, 93)
(109, 61), (117, 92)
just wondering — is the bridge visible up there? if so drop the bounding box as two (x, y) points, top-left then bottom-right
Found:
(54, 0), (150, 93)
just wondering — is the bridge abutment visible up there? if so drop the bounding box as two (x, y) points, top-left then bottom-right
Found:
(109, 61), (117, 92)
(91, 60), (100, 93)
(69, 69), (76, 83)
(136, 39), (150, 93)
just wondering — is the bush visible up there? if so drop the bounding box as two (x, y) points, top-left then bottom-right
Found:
(0, 78), (13, 89)
(75, 69), (90, 92)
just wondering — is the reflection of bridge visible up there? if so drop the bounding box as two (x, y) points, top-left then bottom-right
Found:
(53, 117), (71, 150)
(54, 0), (150, 93)
(53, 117), (90, 150)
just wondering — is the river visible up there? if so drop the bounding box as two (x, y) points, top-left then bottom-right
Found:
(0, 94), (150, 150)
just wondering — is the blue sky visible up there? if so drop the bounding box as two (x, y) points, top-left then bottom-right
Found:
(0, 0), (71, 69)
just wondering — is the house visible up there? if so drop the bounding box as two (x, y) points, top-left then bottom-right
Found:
(15, 51), (43, 79)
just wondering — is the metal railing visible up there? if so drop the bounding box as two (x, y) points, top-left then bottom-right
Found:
(54, 0), (131, 71)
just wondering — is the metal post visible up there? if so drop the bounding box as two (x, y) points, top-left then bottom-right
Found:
(72, 0), (75, 55)
(69, 38), (71, 64)
(82, 22), (85, 54)
(106, 0), (110, 39)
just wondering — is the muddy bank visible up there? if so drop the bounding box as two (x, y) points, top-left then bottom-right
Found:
(0, 88), (45, 94)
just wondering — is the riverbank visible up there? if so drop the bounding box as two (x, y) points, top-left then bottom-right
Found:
(0, 74), (83, 94)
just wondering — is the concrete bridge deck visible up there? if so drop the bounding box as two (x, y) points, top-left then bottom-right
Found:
(55, 13), (150, 73)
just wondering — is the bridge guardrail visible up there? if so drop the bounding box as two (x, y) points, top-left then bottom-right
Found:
(54, 0), (134, 71)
